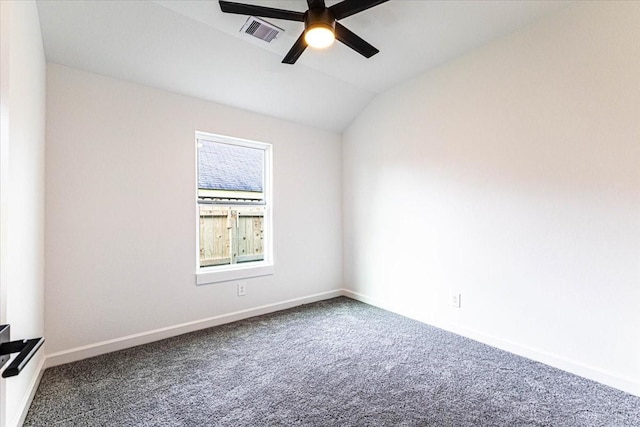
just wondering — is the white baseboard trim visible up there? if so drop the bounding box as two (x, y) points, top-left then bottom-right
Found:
(45, 289), (343, 369)
(343, 289), (640, 397)
(452, 324), (640, 397)
(12, 355), (45, 427)
(40, 288), (640, 399)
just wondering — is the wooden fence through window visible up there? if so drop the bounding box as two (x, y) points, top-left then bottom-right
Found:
(199, 206), (264, 267)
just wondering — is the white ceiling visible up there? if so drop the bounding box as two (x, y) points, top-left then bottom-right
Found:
(36, 0), (568, 132)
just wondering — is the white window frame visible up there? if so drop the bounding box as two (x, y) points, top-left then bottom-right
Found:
(195, 131), (274, 285)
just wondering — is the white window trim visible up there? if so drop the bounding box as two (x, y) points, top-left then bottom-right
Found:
(196, 263), (274, 286)
(195, 131), (274, 285)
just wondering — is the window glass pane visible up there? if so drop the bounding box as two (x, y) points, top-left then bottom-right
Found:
(197, 135), (269, 271)
(199, 205), (231, 267)
(235, 206), (265, 264)
(198, 140), (264, 203)
(199, 205), (265, 267)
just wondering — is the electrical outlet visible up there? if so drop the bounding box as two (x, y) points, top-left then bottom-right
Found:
(451, 293), (461, 308)
(237, 282), (246, 296)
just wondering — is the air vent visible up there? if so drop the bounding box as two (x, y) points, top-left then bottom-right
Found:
(240, 16), (283, 43)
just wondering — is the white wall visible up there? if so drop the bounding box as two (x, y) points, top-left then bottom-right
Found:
(343, 1), (640, 395)
(45, 64), (342, 356)
(0, 1), (46, 426)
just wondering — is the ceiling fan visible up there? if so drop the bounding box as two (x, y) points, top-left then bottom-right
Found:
(219, 0), (389, 64)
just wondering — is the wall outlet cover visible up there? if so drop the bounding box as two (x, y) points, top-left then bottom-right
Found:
(238, 283), (247, 296)
(452, 293), (461, 308)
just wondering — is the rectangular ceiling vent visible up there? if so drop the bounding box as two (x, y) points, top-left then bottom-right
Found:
(240, 16), (284, 43)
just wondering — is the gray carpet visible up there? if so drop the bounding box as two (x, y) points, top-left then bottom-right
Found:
(25, 297), (640, 426)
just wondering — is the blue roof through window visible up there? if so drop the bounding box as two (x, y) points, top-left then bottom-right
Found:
(198, 141), (264, 192)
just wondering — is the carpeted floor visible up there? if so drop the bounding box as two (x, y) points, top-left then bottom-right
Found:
(25, 297), (640, 426)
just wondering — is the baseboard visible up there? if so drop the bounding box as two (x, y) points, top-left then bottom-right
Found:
(343, 289), (640, 397)
(451, 323), (640, 397)
(41, 287), (640, 398)
(46, 289), (343, 369)
(12, 355), (45, 427)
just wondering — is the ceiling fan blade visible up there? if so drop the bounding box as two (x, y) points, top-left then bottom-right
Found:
(282, 31), (308, 64)
(335, 22), (379, 58)
(219, 1), (304, 22)
(307, 0), (326, 9)
(329, 0), (389, 20)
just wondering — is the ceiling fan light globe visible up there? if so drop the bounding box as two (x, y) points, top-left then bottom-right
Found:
(305, 25), (335, 49)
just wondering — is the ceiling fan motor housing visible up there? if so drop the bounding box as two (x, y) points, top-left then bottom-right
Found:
(304, 8), (335, 32)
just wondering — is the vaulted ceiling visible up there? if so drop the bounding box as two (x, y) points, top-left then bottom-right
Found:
(36, 0), (568, 132)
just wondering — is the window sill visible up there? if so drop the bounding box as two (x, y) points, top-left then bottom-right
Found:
(196, 263), (274, 285)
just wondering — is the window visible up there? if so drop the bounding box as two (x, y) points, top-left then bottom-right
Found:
(196, 132), (273, 285)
